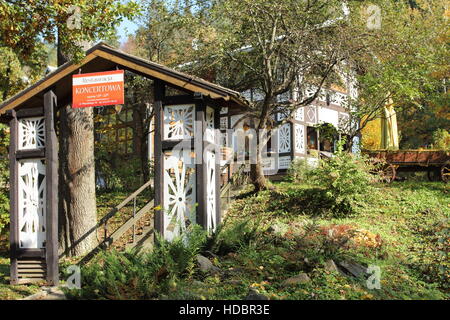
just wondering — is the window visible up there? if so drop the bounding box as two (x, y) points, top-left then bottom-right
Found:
(307, 126), (318, 152)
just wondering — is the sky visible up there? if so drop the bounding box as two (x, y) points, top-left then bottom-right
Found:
(117, 17), (140, 44)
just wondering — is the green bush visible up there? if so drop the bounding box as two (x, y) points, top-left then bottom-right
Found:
(431, 129), (450, 150)
(307, 139), (375, 215)
(65, 225), (207, 300)
(288, 158), (316, 183)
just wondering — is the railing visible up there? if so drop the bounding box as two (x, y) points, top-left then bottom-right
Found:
(77, 179), (154, 265)
(98, 179), (154, 248)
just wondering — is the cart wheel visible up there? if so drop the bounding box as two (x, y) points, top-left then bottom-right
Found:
(381, 165), (396, 183)
(441, 162), (450, 183)
(427, 168), (441, 182)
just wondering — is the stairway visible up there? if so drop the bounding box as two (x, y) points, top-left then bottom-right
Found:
(78, 168), (237, 264)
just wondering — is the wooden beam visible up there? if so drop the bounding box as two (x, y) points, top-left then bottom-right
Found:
(16, 107), (44, 118)
(0, 54), (97, 114)
(9, 110), (18, 285)
(44, 90), (59, 286)
(16, 149), (46, 160)
(195, 94), (207, 229)
(214, 103), (222, 228)
(153, 80), (165, 239)
(94, 51), (225, 100)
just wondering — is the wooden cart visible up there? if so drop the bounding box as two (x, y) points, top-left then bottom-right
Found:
(364, 150), (450, 183)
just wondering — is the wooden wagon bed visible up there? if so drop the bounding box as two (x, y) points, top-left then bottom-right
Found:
(363, 150), (450, 183)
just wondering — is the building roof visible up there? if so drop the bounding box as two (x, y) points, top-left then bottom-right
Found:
(0, 42), (249, 115)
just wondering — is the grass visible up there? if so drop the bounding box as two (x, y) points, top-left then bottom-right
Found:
(0, 180), (448, 300)
(0, 253), (40, 300)
(195, 180), (449, 300)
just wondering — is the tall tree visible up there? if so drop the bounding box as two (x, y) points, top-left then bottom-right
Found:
(340, 0), (449, 148)
(0, 0), (139, 256)
(184, 0), (356, 190)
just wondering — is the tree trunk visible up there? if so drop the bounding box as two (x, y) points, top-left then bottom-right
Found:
(58, 105), (97, 256)
(57, 37), (97, 257)
(250, 159), (267, 192)
(249, 118), (269, 192)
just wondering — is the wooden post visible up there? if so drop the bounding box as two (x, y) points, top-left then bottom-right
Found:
(214, 105), (221, 227)
(44, 90), (59, 286)
(8, 110), (18, 284)
(194, 94), (206, 229)
(153, 80), (165, 239)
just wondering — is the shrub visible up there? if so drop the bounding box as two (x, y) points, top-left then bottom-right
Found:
(288, 158), (316, 183)
(431, 129), (450, 150)
(65, 225), (207, 300)
(205, 218), (260, 256)
(307, 139), (375, 215)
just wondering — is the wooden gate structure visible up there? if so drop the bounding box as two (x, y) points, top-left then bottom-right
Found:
(0, 43), (247, 285)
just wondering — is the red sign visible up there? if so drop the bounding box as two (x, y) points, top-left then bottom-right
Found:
(72, 70), (124, 108)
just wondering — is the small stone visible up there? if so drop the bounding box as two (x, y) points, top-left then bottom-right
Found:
(282, 273), (311, 287)
(337, 261), (367, 279)
(324, 259), (339, 273)
(245, 288), (269, 300)
(196, 254), (221, 274)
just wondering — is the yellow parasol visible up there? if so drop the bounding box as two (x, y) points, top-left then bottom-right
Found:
(380, 97), (399, 150)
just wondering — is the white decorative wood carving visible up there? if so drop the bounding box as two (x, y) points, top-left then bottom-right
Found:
(205, 106), (215, 144)
(206, 151), (216, 233)
(163, 151), (196, 241)
(18, 117), (45, 150)
(295, 107), (304, 121)
(220, 117), (228, 130)
(252, 89), (265, 102)
(331, 92), (348, 107)
(277, 91), (290, 102)
(220, 107), (228, 115)
(278, 156), (291, 170)
(262, 157), (276, 171)
(240, 90), (252, 101)
(18, 159), (46, 249)
(164, 104), (195, 140)
(306, 105), (317, 123)
(294, 124), (305, 154)
(278, 123), (291, 153)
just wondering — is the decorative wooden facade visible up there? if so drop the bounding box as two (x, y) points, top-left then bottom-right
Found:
(0, 43), (247, 285)
(219, 85), (352, 176)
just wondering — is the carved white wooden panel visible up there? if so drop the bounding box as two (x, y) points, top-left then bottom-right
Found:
(294, 124), (305, 154)
(205, 106), (215, 144)
(164, 104), (195, 140)
(331, 92), (348, 107)
(220, 107), (228, 115)
(163, 151), (196, 241)
(277, 110), (287, 121)
(252, 89), (265, 102)
(262, 157), (276, 171)
(278, 123), (291, 153)
(338, 113), (350, 133)
(18, 159), (46, 249)
(306, 105), (317, 123)
(240, 90), (252, 101)
(278, 156), (291, 170)
(295, 107), (304, 121)
(18, 117), (45, 150)
(220, 117), (228, 130)
(318, 107), (339, 128)
(277, 91), (290, 102)
(304, 85), (317, 98)
(206, 151), (217, 233)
